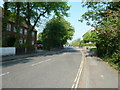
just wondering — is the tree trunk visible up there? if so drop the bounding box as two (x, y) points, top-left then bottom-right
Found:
(2, 2), (8, 47)
(14, 2), (21, 47)
(26, 2), (32, 48)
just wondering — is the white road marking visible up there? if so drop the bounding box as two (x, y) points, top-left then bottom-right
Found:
(61, 53), (67, 55)
(0, 72), (10, 77)
(31, 59), (52, 66)
(101, 75), (104, 78)
(72, 50), (85, 89)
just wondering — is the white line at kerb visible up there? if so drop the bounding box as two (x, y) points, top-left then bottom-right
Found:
(31, 59), (52, 66)
(0, 72), (10, 77)
(71, 50), (85, 89)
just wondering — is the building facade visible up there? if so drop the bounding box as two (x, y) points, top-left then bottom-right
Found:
(6, 21), (37, 47)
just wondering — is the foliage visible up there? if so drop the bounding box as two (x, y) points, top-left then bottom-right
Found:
(37, 32), (43, 44)
(70, 39), (81, 46)
(96, 8), (120, 57)
(79, 2), (120, 26)
(3, 2), (70, 47)
(83, 30), (98, 43)
(101, 50), (120, 71)
(64, 42), (69, 46)
(71, 39), (95, 47)
(42, 17), (74, 50)
(80, 2), (120, 71)
(19, 43), (28, 48)
(6, 35), (16, 47)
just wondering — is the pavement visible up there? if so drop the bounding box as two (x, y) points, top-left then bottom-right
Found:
(2, 47), (82, 88)
(79, 49), (119, 89)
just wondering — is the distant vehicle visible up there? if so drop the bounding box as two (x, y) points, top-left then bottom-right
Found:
(37, 44), (43, 49)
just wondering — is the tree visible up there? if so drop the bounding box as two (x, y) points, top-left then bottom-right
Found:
(2, 1), (9, 46)
(3, 2), (70, 48)
(70, 39), (81, 46)
(42, 17), (74, 50)
(2, 2), (24, 47)
(80, 2), (120, 70)
(83, 30), (98, 43)
(21, 2), (70, 48)
(79, 2), (120, 26)
(37, 32), (43, 44)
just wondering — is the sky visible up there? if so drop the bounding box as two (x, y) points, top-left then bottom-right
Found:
(66, 2), (91, 41)
(0, 1), (92, 42)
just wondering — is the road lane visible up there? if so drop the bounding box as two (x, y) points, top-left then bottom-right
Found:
(2, 48), (82, 88)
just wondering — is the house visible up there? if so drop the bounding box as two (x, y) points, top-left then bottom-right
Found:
(1, 6), (37, 47)
(6, 21), (37, 47)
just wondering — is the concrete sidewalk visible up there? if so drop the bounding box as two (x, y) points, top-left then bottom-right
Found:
(79, 50), (119, 88)
(1, 49), (64, 62)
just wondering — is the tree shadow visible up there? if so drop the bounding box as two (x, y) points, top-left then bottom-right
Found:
(86, 50), (97, 57)
(42, 48), (80, 56)
(2, 58), (32, 67)
(2, 47), (80, 67)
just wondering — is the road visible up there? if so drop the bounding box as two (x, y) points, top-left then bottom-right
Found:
(2, 47), (82, 88)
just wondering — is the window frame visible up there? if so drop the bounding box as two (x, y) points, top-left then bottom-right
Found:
(7, 23), (11, 31)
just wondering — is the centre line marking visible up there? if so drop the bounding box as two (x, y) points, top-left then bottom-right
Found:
(31, 59), (52, 66)
(0, 72), (10, 77)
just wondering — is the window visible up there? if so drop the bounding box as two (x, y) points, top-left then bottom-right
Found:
(13, 27), (17, 32)
(20, 28), (23, 34)
(32, 40), (34, 45)
(32, 32), (35, 37)
(7, 24), (11, 31)
(19, 39), (23, 44)
(24, 39), (26, 43)
(24, 29), (27, 35)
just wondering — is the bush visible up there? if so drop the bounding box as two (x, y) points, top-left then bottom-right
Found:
(101, 50), (120, 71)
(82, 43), (95, 46)
(19, 43), (28, 48)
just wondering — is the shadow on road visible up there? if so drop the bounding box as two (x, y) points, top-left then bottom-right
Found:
(2, 58), (32, 67)
(43, 48), (80, 56)
(86, 50), (97, 57)
(2, 47), (80, 67)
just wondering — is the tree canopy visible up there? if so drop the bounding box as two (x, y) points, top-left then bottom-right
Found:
(42, 17), (74, 50)
(83, 30), (98, 43)
(2, 2), (70, 47)
(80, 2), (120, 70)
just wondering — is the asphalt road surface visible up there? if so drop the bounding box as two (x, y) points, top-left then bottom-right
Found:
(2, 47), (82, 88)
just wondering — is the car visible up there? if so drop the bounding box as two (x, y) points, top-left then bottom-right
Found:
(37, 44), (43, 49)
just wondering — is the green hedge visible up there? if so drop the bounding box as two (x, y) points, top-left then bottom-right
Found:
(101, 50), (120, 71)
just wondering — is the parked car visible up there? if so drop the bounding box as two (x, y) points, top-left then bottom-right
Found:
(37, 44), (43, 49)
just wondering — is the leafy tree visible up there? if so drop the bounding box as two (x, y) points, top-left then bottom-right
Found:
(42, 17), (74, 50)
(3, 2), (70, 48)
(96, 8), (120, 56)
(79, 2), (120, 26)
(70, 39), (81, 46)
(2, 1), (9, 46)
(21, 2), (70, 48)
(8, 2), (23, 47)
(37, 32), (43, 44)
(80, 2), (120, 70)
(6, 35), (16, 47)
(83, 30), (98, 43)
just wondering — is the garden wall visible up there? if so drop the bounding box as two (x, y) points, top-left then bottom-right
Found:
(0, 47), (16, 56)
